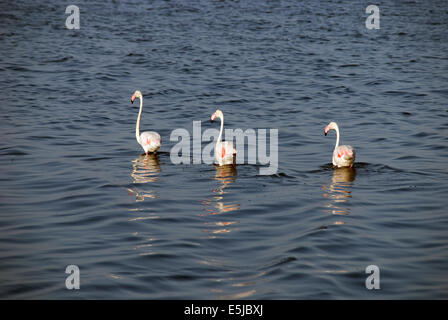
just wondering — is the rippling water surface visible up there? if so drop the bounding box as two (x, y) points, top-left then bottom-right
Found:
(1, 0), (448, 299)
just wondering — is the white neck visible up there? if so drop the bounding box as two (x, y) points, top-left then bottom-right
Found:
(334, 123), (340, 151)
(217, 114), (224, 146)
(136, 96), (143, 143)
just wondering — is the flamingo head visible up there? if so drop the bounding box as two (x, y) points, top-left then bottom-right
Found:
(210, 109), (223, 122)
(324, 121), (338, 136)
(131, 90), (142, 104)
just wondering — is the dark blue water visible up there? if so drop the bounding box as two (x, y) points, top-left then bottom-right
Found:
(1, 0), (448, 299)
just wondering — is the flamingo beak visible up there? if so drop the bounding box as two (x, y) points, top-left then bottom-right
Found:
(210, 113), (216, 122)
(324, 130), (327, 136)
(131, 95), (136, 104)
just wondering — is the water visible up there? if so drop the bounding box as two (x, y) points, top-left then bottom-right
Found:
(1, 0), (448, 299)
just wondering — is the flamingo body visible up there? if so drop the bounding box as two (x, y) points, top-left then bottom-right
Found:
(131, 90), (161, 155)
(211, 109), (236, 166)
(332, 145), (355, 168)
(139, 131), (161, 154)
(324, 121), (355, 168)
(215, 140), (237, 166)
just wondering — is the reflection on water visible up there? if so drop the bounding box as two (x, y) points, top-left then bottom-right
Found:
(127, 154), (161, 201)
(131, 154), (161, 183)
(322, 167), (356, 219)
(202, 165), (240, 237)
(127, 154), (161, 256)
(202, 165), (256, 298)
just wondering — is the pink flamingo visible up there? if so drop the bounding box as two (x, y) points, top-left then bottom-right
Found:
(324, 121), (355, 168)
(131, 90), (161, 155)
(210, 109), (236, 166)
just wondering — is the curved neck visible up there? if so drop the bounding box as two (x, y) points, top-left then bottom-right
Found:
(136, 97), (143, 142)
(334, 124), (340, 150)
(217, 114), (224, 146)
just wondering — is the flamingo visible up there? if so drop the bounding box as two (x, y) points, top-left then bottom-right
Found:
(131, 90), (161, 156)
(210, 109), (236, 166)
(324, 121), (355, 168)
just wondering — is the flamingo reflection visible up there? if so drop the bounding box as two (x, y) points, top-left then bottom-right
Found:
(201, 164), (240, 237)
(199, 166), (259, 298)
(322, 167), (356, 218)
(127, 153), (161, 201)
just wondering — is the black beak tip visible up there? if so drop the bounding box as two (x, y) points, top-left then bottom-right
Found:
(324, 132), (327, 136)
(131, 100), (134, 104)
